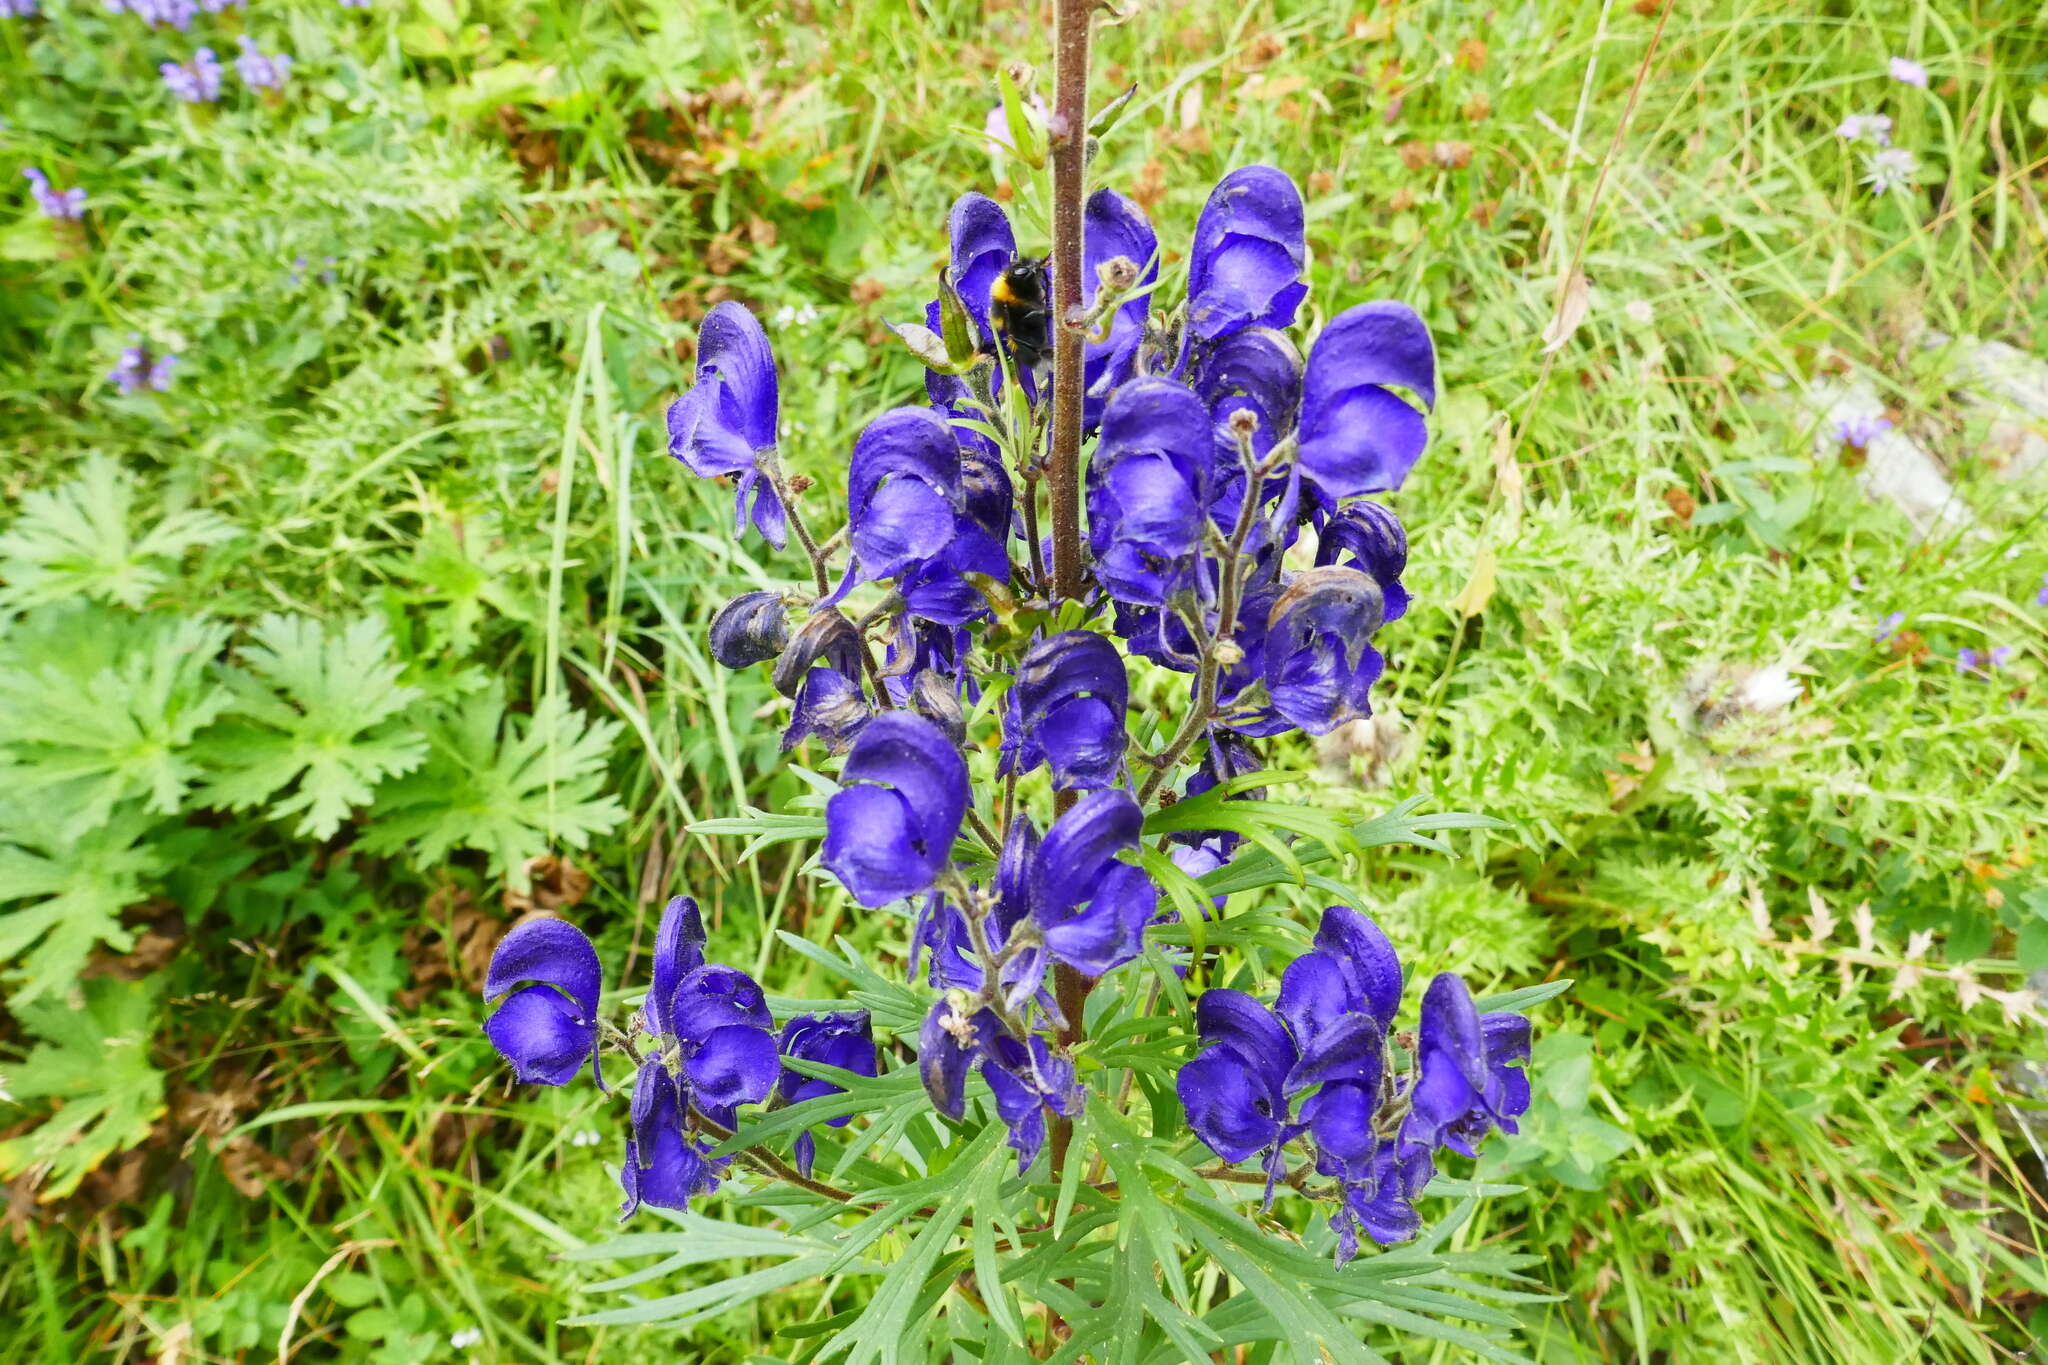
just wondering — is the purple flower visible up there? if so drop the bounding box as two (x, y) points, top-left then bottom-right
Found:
(980, 1026), (1084, 1171)
(1863, 147), (1918, 194)
(619, 1059), (724, 1218)
(846, 407), (964, 583)
(666, 300), (787, 548)
(1834, 413), (1892, 448)
(1191, 326), (1303, 465)
(2034, 574), (2047, 608)
(1028, 788), (1156, 976)
(110, 0), (199, 29)
(918, 999), (979, 1119)
(1081, 188), (1158, 425)
(1185, 166), (1308, 344)
(1086, 377), (1217, 605)
(482, 918), (604, 1086)
(778, 1011), (878, 1176)
(945, 192), (1018, 354)
(1259, 566), (1387, 735)
(108, 345), (178, 395)
(1001, 630), (1128, 791)
(1835, 113), (1892, 145)
(160, 47), (223, 102)
(1874, 611), (1905, 643)
(1889, 56), (1928, 88)
(1314, 501), (1411, 623)
(1295, 302), (1437, 502)
(634, 895), (780, 1131)
(1957, 645), (2014, 677)
(822, 712), (969, 907)
(773, 610), (872, 753)
(708, 591), (789, 669)
(22, 168), (84, 221)
(235, 35), (292, 90)
(1, 0), (38, 18)
(1402, 973), (1531, 1159)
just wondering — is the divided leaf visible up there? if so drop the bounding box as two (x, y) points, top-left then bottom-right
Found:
(0, 801), (165, 1003)
(197, 613), (426, 839)
(0, 605), (232, 838)
(361, 683), (624, 889)
(0, 454), (236, 610)
(0, 977), (166, 1199)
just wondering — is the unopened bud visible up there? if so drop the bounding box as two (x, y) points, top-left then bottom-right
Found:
(935, 265), (979, 366)
(1213, 638), (1245, 667)
(910, 670), (967, 746)
(787, 473), (814, 494)
(1097, 256), (1140, 294)
(1225, 409), (1260, 439)
(708, 591), (789, 670)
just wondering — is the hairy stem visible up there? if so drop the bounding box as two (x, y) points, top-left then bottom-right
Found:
(1045, 0), (1091, 605)
(760, 454), (833, 596)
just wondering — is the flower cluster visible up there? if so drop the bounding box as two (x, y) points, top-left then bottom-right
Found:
(1177, 906), (1529, 1263)
(22, 168), (84, 221)
(160, 46), (224, 103)
(482, 897), (878, 1218)
(108, 342), (178, 394)
(481, 160), (1532, 1261)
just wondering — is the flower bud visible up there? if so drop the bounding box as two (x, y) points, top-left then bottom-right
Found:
(708, 591), (789, 670)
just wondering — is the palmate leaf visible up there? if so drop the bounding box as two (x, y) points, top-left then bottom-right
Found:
(196, 614), (427, 839)
(0, 454), (237, 611)
(0, 605), (233, 837)
(360, 683), (624, 890)
(0, 977), (165, 1199)
(0, 800), (165, 1003)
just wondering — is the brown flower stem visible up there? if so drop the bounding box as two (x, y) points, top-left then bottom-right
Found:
(1045, 0), (1091, 606)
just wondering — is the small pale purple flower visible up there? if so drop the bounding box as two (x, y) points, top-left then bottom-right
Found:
(483, 918), (604, 1086)
(1835, 113), (1892, 145)
(1889, 56), (1928, 88)
(1001, 630), (1129, 791)
(1874, 611), (1905, 643)
(235, 35), (292, 90)
(1957, 645), (2014, 677)
(1834, 413), (1892, 448)
(108, 345), (178, 395)
(22, 168), (84, 221)
(1, 0), (38, 18)
(1185, 166), (1308, 344)
(2033, 573), (2047, 608)
(1295, 301), (1437, 501)
(821, 711), (969, 907)
(109, 0), (199, 29)
(1863, 147), (1919, 194)
(161, 47), (223, 103)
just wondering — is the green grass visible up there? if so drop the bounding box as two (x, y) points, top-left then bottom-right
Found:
(3, 0), (2047, 1361)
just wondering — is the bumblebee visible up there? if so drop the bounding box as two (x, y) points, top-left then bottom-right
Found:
(989, 254), (1052, 372)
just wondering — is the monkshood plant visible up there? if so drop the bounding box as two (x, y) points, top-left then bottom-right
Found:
(482, 11), (1563, 1359)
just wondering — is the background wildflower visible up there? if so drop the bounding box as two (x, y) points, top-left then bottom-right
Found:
(1862, 146), (1918, 193)
(235, 35), (293, 90)
(160, 48), (223, 103)
(22, 167), (84, 220)
(1888, 56), (1928, 87)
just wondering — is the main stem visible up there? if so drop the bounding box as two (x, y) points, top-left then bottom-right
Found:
(1045, 0), (1093, 1183)
(1045, 0), (1090, 605)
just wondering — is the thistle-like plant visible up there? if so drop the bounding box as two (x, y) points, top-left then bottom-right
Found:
(481, 8), (1563, 1356)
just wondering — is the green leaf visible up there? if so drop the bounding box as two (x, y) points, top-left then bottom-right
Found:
(0, 605), (233, 836)
(360, 683), (624, 889)
(0, 977), (165, 1199)
(0, 801), (166, 1003)
(0, 455), (237, 611)
(197, 614), (426, 839)
(1198, 799), (1505, 899)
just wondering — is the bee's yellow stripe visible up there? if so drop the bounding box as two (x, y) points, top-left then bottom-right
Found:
(990, 276), (1021, 306)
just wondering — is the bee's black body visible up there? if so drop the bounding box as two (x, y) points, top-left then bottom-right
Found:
(989, 254), (1052, 372)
